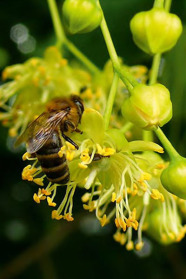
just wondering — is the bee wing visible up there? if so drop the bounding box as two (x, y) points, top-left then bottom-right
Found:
(16, 110), (68, 153)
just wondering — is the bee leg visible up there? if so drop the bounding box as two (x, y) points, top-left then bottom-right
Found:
(62, 133), (79, 150)
(65, 120), (83, 134)
(74, 128), (83, 134)
(64, 120), (75, 130)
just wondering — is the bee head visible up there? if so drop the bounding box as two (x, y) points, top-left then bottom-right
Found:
(71, 95), (84, 117)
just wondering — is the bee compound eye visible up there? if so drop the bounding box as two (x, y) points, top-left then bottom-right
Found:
(75, 100), (84, 114)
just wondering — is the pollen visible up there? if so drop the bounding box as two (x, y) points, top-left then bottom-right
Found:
(80, 149), (90, 163)
(126, 218), (138, 230)
(168, 232), (175, 240)
(66, 150), (74, 161)
(96, 144), (115, 157)
(132, 184), (138, 196)
(102, 147), (115, 156)
(2, 68), (9, 80)
(116, 196), (122, 203)
(156, 163), (166, 169)
(30, 58), (39, 66)
(36, 188), (46, 201)
(38, 66), (46, 75)
(176, 226), (186, 242)
(113, 232), (126, 245)
(33, 193), (41, 204)
(100, 214), (108, 227)
(51, 210), (63, 220)
(22, 165), (37, 181)
(22, 152), (32, 161)
(83, 201), (96, 212)
(47, 197), (56, 207)
(41, 189), (51, 196)
(161, 233), (167, 242)
(60, 59), (68, 66)
(58, 146), (66, 158)
(127, 187), (132, 194)
(142, 172), (152, 181)
(140, 182), (147, 192)
(111, 192), (116, 202)
(126, 209), (138, 230)
(135, 241), (144, 251)
(33, 178), (44, 186)
(78, 163), (88, 169)
(126, 241), (134, 251)
(115, 218), (127, 231)
(151, 189), (164, 202)
(66, 141), (76, 150)
(9, 128), (17, 137)
(81, 193), (91, 203)
(64, 213), (74, 222)
(96, 144), (103, 155)
(81, 88), (93, 99)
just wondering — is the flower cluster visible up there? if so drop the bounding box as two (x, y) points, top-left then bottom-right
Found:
(0, 0), (186, 253)
(0, 46), (91, 137)
(20, 109), (186, 250)
(0, 46), (147, 137)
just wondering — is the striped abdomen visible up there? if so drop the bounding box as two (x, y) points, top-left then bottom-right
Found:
(36, 132), (70, 184)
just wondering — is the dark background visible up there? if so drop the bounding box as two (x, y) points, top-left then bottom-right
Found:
(0, 0), (186, 278)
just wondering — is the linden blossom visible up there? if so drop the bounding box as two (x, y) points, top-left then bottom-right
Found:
(21, 108), (179, 250)
(0, 0), (185, 255)
(0, 46), (92, 138)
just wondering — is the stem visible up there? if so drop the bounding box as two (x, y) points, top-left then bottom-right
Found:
(99, 7), (139, 88)
(154, 0), (164, 8)
(47, 0), (66, 47)
(165, 0), (172, 11)
(104, 73), (119, 129)
(149, 53), (161, 85)
(143, 130), (153, 142)
(115, 65), (139, 88)
(65, 39), (100, 75)
(121, 122), (134, 133)
(154, 127), (180, 160)
(100, 14), (119, 67)
(47, 0), (100, 75)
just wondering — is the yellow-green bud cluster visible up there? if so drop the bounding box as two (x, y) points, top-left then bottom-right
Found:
(121, 84), (172, 130)
(130, 7), (182, 55)
(161, 157), (186, 199)
(62, 0), (103, 34)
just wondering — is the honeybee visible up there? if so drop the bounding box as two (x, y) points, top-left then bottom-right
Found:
(16, 95), (84, 185)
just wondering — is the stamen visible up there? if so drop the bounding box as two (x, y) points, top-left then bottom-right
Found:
(85, 169), (97, 190)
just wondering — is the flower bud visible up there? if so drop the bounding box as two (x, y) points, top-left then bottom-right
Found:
(146, 207), (183, 244)
(121, 84), (172, 130)
(130, 8), (183, 55)
(62, 0), (103, 34)
(161, 157), (186, 199)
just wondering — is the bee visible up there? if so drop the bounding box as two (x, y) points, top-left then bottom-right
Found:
(16, 95), (84, 185)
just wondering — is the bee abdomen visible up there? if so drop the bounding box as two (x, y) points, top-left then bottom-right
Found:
(37, 152), (70, 184)
(36, 131), (70, 184)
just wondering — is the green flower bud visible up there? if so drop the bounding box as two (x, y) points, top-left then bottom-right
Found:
(130, 8), (183, 55)
(121, 84), (172, 130)
(161, 157), (186, 199)
(62, 0), (103, 34)
(146, 207), (183, 244)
